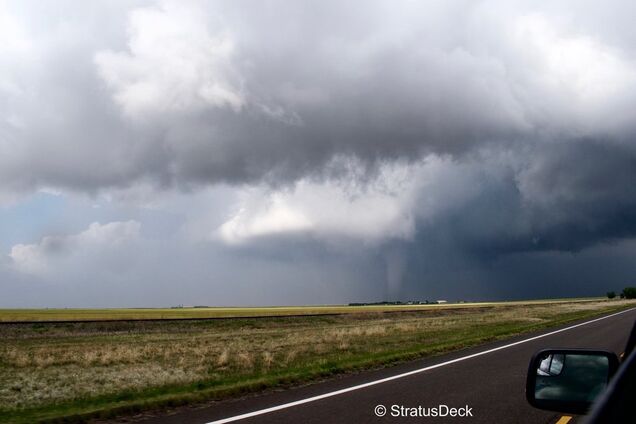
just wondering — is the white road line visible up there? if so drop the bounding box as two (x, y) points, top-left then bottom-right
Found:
(207, 307), (636, 424)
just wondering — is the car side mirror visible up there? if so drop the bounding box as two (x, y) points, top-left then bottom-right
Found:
(526, 349), (619, 415)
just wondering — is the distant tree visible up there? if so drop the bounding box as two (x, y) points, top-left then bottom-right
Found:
(622, 287), (636, 299)
(607, 291), (616, 299)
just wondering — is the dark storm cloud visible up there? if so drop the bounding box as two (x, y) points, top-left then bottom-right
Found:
(514, 140), (636, 251)
(3, 0), (635, 192)
(2, 0), (636, 305)
(402, 139), (636, 256)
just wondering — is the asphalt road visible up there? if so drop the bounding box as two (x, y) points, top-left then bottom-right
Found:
(134, 308), (636, 424)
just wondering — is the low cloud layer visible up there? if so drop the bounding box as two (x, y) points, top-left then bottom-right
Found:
(1, 0), (635, 306)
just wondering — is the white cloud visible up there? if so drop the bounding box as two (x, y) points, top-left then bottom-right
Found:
(9, 221), (141, 276)
(217, 159), (425, 245)
(508, 13), (636, 132)
(94, 1), (244, 117)
(514, 14), (634, 99)
(75, 221), (141, 244)
(219, 197), (313, 244)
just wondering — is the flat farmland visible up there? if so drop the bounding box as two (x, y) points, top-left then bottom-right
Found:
(0, 299), (631, 423)
(0, 297), (607, 322)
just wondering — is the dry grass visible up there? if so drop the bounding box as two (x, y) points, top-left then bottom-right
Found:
(0, 299), (631, 421)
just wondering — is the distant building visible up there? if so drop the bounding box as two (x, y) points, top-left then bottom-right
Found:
(436, 300), (448, 304)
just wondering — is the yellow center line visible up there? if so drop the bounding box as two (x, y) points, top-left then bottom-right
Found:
(556, 416), (572, 424)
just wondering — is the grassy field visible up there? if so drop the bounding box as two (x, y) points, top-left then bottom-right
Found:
(0, 297), (607, 322)
(0, 299), (631, 423)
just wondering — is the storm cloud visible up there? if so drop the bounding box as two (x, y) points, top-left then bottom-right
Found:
(1, 0), (635, 306)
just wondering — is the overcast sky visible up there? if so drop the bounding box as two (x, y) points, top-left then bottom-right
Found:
(1, 0), (636, 307)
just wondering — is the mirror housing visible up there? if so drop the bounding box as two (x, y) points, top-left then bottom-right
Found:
(526, 349), (619, 415)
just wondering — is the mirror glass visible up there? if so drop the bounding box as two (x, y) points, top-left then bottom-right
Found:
(534, 353), (610, 403)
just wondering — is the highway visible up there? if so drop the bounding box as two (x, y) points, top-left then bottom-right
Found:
(134, 308), (636, 424)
